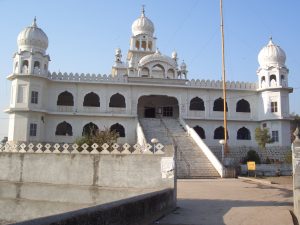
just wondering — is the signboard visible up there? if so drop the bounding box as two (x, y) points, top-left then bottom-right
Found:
(247, 161), (256, 171)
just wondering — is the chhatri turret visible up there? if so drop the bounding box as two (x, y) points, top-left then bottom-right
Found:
(257, 38), (292, 146)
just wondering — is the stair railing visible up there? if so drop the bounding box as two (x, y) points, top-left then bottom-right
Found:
(160, 118), (191, 177)
(179, 118), (225, 177)
(137, 119), (147, 152)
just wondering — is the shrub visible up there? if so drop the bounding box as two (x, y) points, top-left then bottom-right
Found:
(242, 150), (261, 164)
(76, 128), (119, 151)
(284, 151), (292, 164)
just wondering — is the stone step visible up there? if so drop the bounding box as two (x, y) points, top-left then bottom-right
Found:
(140, 118), (220, 178)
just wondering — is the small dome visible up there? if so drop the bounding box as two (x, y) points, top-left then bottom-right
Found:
(171, 51), (177, 60)
(17, 18), (48, 52)
(258, 38), (286, 67)
(131, 6), (154, 37)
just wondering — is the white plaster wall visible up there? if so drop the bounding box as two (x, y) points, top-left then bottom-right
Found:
(45, 115), (137, 144)
(185, 119), (260, 147)
(7, 78), (291, 147)
(7, 112), (28, 142)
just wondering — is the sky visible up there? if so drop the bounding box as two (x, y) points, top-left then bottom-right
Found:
(0, 0), (299, 138)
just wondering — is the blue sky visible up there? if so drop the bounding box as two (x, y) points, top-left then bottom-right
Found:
(0, 0), (299, 138)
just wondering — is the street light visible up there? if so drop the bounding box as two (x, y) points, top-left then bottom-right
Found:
(219, 139), (225, 163)
(151, 138), (159, 153)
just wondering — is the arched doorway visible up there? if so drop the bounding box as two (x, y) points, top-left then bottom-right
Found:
(137, 95), (179, 118)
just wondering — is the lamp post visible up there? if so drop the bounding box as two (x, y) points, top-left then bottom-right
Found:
(219, 139), (225, 163)
(151, 138), (158, 153)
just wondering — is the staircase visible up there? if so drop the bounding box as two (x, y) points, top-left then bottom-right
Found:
(139, 118), (220, 178)
(139, 118), (173, 145)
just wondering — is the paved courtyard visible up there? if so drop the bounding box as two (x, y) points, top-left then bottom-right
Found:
(154, 178), (294, 225)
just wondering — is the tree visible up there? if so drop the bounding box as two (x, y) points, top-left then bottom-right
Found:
(255, 127), (273, 150)
(76, 127), (119, 151)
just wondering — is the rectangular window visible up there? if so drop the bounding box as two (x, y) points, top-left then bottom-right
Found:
(29, 123), (37, 136)
(272, 130), (279, 142)
(31, 91), (38, 104)
(271, 101), (278, 113)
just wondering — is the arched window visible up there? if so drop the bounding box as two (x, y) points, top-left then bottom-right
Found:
(135, 40), (140, 49)
(152, 64), (165, 78)
(270, 74), (277, 86)
(141, 67), (150, 77)
(167, 69), (175, 78)
(237, 127), (251, 140)
(190, 97), (205, 111)
(148, 41), (152, 50)
(110, 123), (125, 137)
(109, 93), (126, 108)
(22, 60), (29, 73)
(213, 98), (228, 112)
(55, 121), (73, 136)
(141, 41), (146, 50)
(214, 126), (229, 139)
(83, 92), (100, 107)
(57, 91), (74, 106)
(193, 126), (205, 139)
(236, 99), (250, 112)
(22, 60), (29, 67)
(261, 76), (266, 88)
(34, 61), (40, 68)
(82, 122), (99, 136)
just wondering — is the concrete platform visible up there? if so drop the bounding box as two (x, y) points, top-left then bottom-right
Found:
(154, 179), (294, 225)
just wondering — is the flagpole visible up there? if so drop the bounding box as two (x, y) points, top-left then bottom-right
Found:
(220, 0), (228, 154)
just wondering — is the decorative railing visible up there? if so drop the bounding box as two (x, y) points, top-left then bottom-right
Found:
(186, 79), (257, 90)
(47, 72), (128, 83)
(0, 142), (164, 155)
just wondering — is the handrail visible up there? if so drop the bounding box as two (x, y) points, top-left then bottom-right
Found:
(179, 118), (224, 177)
(137, 118), (148, 151)
(160, 118), (191, 176)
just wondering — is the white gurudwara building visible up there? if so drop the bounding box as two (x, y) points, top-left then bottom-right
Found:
(6, 8), (292, 150)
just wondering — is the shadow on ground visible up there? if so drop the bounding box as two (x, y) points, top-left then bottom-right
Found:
(154, 198), (292, 225)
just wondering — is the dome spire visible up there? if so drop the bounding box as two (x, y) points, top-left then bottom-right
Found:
(32, 16), (37, 27)
(268, 36), (274, 46)
(141, 5), (145, 17)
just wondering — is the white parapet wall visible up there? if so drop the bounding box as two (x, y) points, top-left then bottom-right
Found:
(179, 118), (225, 177)
(0, 141), (165, 155)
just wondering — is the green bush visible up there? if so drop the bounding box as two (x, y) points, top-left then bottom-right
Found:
(284, 151), (292, 164)
(75, 128), (119, 151)
(242, 150), (261, 164)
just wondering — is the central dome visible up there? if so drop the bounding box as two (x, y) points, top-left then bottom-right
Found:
(17, 18), (48, 53)
(131, 7), (154, 37)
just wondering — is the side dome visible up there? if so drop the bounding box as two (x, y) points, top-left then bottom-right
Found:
(17, 18), (48, 52)
(258, 38), (286, 68)
(131, 7), (154, 37)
